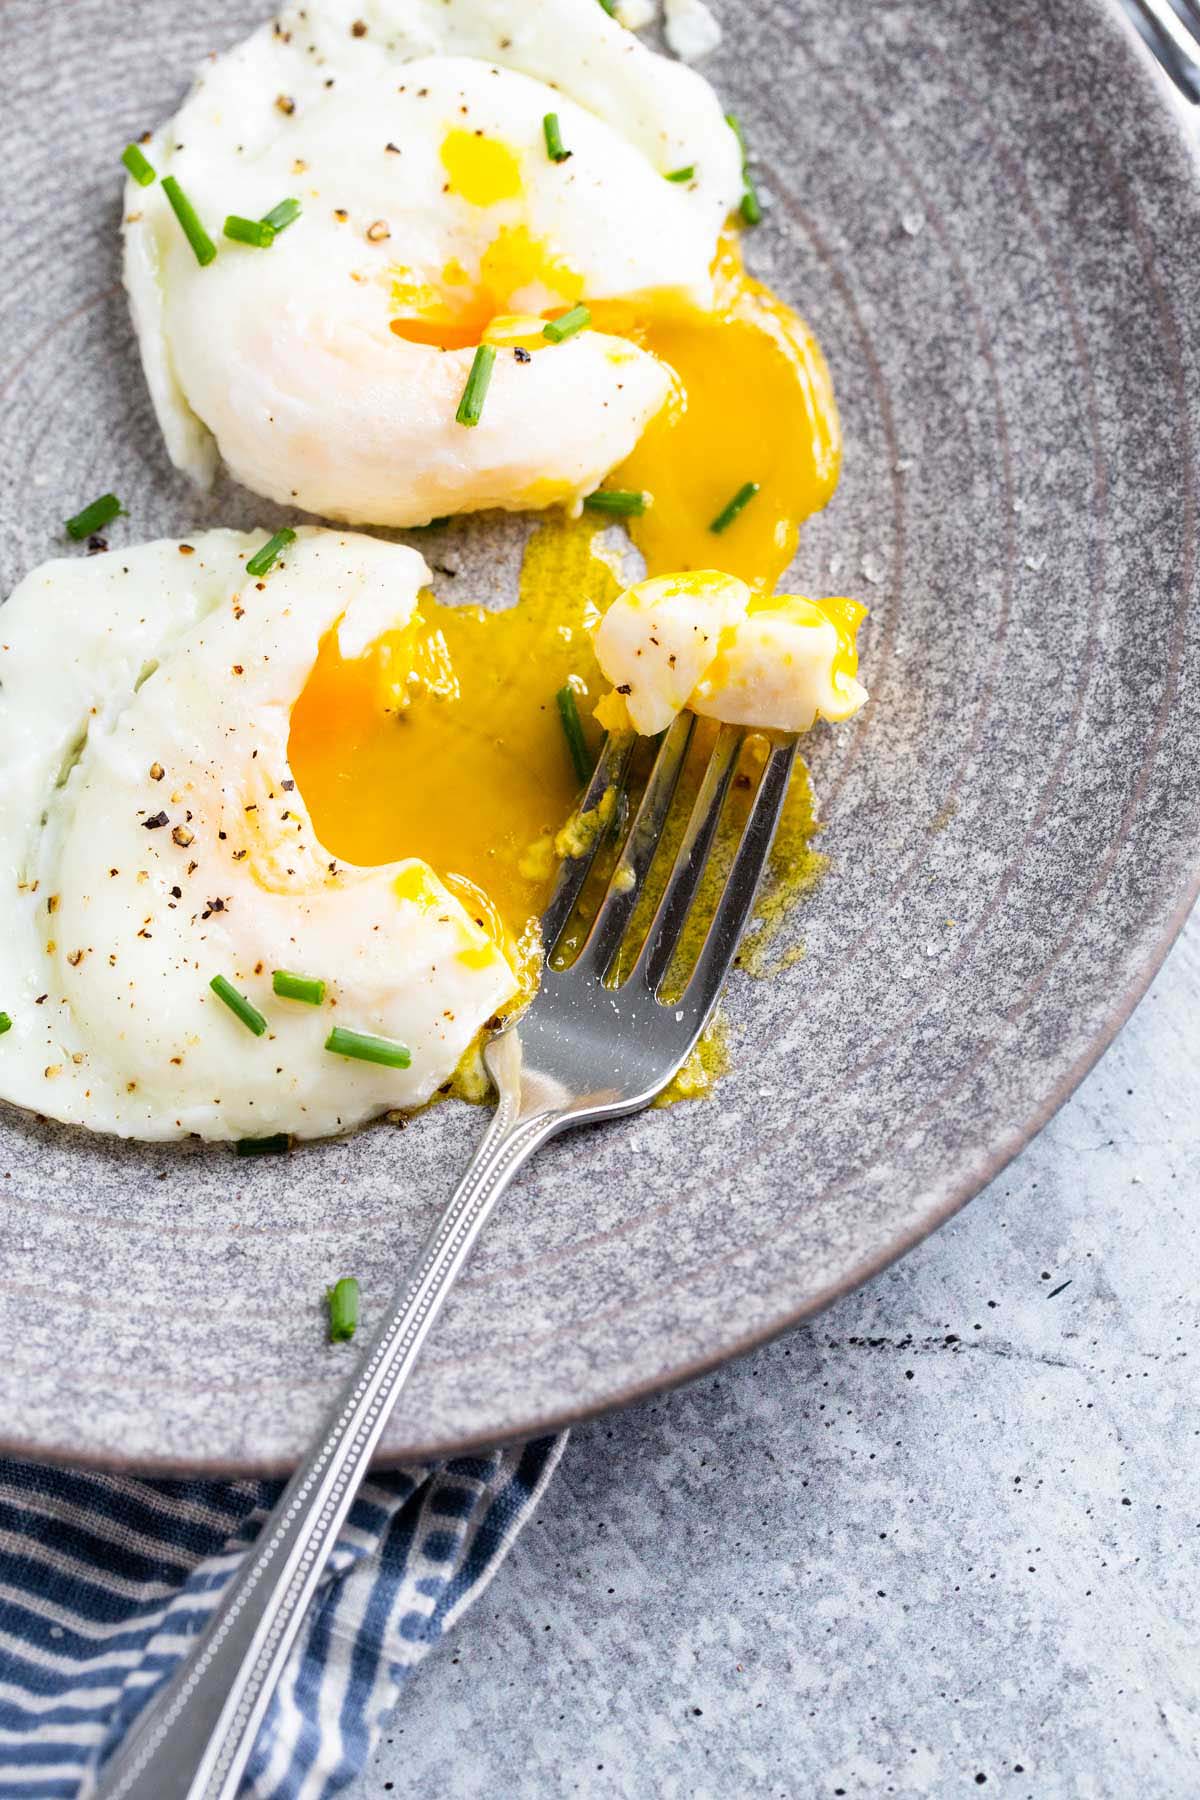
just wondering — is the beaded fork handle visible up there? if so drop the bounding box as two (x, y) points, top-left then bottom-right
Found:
(90, 1032), (562, 1800)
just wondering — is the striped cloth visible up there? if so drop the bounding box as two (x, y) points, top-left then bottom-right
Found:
(0, 1436), (564, 1798)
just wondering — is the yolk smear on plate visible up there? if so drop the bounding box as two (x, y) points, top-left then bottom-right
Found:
(654, 1011), (732, 1107)
(594, 235), (841, 593)
(287, 514), (622, 950)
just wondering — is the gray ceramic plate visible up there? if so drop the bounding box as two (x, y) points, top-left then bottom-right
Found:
(1, 0), (1198, 1472)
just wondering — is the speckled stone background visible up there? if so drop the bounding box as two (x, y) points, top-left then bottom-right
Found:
(350, 905), (1200, 1798)
(2, 0), (1200, 1469)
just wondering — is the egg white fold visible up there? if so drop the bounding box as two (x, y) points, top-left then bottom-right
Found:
(0, 529), (517, 1142)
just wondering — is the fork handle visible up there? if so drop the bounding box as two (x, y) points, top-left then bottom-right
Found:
(90, 1032), (561, 1800)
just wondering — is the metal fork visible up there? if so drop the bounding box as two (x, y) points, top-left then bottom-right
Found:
(1120, 0), (1200, 104)
(91, 715), (798, 1800)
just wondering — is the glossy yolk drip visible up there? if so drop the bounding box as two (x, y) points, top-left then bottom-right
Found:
(595, 237), (841, 592)
(287, 515), (622, 948)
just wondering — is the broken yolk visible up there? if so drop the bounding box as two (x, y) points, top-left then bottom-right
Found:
(287, 515), (622, 947)
(326, 169), (845, 965)
(390, 131), (582, 349)
(595, 237), (841, 593)
(389, 227), (583, 350)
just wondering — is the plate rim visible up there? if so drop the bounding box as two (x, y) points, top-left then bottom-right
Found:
(1, 0), (1198, 1475)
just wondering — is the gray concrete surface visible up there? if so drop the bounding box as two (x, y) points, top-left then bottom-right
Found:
(351, 904), (1200, 1797)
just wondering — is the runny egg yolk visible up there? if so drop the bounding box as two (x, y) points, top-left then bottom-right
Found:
(388, 127), (840, 592)
(299, 134), (845, 958)
(287, 516), (620, 948)
(594, 237), (842, 593)
(389, 131), (582, 349)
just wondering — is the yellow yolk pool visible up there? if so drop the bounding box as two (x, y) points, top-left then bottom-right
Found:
(288, 516), (621, 948)
(294, 133), (844, 1006)
(595, 238), (841, 592)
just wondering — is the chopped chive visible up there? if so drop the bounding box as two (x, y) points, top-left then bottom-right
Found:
(272, 969), (326, 1006)
(665, 165), (695, 183)
(725, 112), (762, 226)
(556, 685), (592, 785)
(224, 214), (276, 248)
(260, 196), (302, 234)
(121, 142), (156, 186)
(326, 1276), (360, 1343)
(0, 1014), (10, 1037)
(236, 1133), (291, 1156)
(65, 493), (124, 541)
(324, 1026), (411, 1069)
(596, 0), (617, 13)
(543, 113), (571, 163)
(246, 527), (296, 578)
(455, 344), (496, 427)
(583, 487), (647, 517)
(709, 479), (760, 534)
(542, 304), (590, 344)
(209, 974), (268, 1037)
(161, 175), (217, 266)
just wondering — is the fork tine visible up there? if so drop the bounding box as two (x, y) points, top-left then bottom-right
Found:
(681, 735), (798, 1016)
(539, 731), (634, 955)
(627, 723), (745, 996)
(572, 712), (695, 981)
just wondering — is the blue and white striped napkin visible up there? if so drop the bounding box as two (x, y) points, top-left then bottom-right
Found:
(0, 1437), (564, 1797)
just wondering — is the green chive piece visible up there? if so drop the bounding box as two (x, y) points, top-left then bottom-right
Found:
(236, 1133), (291, 1156)
(583, 487), (647, 517)
(543, 113), (571, 163)
(725, 112), (762, 227)
(324, 1026), (412, 1069)
(209, 974), (268, 1037)
(709, 480), (761, 534)
(0, 1014), (11, 1037)
(161, 175), (217, 266)
(665, 165), (695, 183)
(455, 344), (496, 427)
(326, 1276), (360, 1343)
(272, 969), (326, 1006)
(596, 0), (617, 14)
(65, 493), (124, 541)
(121, 142), (157, 186)
(224, 214), (276, 248)
(246, 528), (296, 578)
(556, 686), (593, 786)
(542, 304), (591, 344)
(261, 197), (302, 234)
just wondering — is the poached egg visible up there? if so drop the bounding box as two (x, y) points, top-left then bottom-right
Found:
(0, 528), (518, 1141)
(124, 0), (742, 525)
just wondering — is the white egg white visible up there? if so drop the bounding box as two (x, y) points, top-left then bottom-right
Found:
(594, 572), (870, 734)
(0, 529), (517, 1142)
(124, 0), (742, 524)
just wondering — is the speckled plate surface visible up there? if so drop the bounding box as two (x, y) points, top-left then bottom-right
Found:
(1, 0), (1198, 1472)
